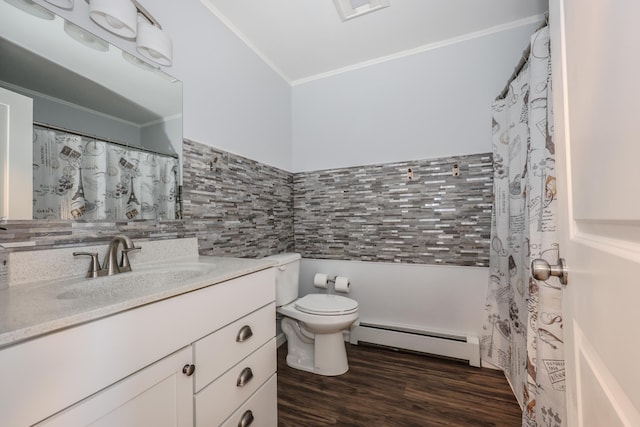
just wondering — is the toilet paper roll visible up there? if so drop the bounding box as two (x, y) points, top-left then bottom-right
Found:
(313, 273), (329, 289)
(334, 276), (350, 293)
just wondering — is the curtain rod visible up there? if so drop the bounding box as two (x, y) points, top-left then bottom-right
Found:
(33, 121), (179, 159)
(495, 13), (549, 101)
(496, 49), (531, 100)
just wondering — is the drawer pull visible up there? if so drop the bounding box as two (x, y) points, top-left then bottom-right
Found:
(236, 325), (254, 342)
(238, 410), (254, 427)
(182, 364), (196, 377)
(236, 367), (254, 387)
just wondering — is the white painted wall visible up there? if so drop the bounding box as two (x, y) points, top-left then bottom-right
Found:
(291, 20), (541, 172)
(145, 0), (292, 171)
(299, 259), (489, 339)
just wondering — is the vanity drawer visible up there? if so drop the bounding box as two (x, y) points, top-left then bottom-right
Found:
(195, 338), (276, 427)
(194, 302), (275, 392)
(220, 374), (277, 427)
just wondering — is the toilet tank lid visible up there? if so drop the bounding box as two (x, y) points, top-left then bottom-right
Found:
(264, 252), (301, 265)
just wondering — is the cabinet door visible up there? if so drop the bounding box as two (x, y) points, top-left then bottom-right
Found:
(36, 347), (193, 427)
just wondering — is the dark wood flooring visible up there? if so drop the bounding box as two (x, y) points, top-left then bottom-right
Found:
(277, 343), (522, 427)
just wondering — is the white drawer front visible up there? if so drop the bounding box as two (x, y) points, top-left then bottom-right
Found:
(220, 374), (277, 427)
(195, 338), (276, 427)
(194, 303), (275, 392)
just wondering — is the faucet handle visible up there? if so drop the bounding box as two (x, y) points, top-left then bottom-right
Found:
(73, 252), (103, 278)
(119, 246), (141, 273)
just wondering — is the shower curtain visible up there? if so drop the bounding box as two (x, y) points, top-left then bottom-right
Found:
(33, 126), (178, 220)
(481, 25), (565, 427)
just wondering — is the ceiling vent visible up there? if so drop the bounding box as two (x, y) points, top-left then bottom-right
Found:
(333, 0), (390, 21)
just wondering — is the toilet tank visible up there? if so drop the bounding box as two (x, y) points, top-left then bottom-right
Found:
(264, 253), (301, 306)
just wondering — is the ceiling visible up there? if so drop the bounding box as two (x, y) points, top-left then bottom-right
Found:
(201, 0), (549, 84)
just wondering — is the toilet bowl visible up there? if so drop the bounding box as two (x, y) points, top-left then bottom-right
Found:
(278, 294), (358, 376)
(266, 253), (359, 376)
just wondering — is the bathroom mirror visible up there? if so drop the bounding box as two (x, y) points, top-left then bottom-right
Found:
(0, 0), (183, 220)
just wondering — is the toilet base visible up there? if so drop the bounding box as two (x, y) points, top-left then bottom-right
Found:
(282, 318), (349, 376)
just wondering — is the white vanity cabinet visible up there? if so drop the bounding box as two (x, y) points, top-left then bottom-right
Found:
(0, 267), (277, 427)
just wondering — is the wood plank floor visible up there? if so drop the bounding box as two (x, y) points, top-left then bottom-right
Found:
(277, 343), (522, 427)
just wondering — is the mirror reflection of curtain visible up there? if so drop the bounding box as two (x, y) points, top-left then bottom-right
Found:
(32, 126), (178, 220)
(480, 26), (565, 427)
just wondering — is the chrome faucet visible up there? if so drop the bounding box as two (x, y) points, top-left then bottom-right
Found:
(103, 235), (139, 276)
(74, 235), (140, 278)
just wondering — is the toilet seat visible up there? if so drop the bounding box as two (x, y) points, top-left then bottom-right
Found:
(294, 294), (358, 316)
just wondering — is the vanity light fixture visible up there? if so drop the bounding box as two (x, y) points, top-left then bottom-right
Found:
(4, 0), (54, 19)
(43, 0), (73, 10)
(64, 20), (109, 52)
(87, 0), (172, 66)
(136, 14), (172, 66)
(89, 0), (137, 39)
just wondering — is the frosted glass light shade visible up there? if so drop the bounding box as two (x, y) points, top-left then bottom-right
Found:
(44, 0), (73, 9)
(64, 21), (109, 52)
(89, 0), (137, 39)
(136, 19), (172, 67)
(122, 51), (156, 72)
(5, 0), (55, 19)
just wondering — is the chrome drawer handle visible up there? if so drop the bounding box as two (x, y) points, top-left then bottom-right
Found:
(236, 325), (253, 342)
(238, 410), (254, 427)
(236, 367), (254, 387)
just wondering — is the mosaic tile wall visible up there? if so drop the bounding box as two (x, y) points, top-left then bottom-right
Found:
(0, 219), (196, 252)
(0, 140), (294, 258)
(0, 142), (491, 267)
(181, 139), (294, 257)
(293, 153), (493, 267)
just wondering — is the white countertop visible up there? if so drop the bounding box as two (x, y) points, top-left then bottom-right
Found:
(0, 254), (276, 349)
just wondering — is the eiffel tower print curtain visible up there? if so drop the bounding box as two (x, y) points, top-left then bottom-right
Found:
(32, 126), (179, 220)
(480, 25), (565, 427)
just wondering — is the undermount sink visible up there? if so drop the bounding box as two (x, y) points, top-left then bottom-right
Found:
(56, 262), (217, 301)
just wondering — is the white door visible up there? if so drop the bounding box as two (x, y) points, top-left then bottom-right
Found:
(0, 86), (32, 219)
(550, 1), (640, 425)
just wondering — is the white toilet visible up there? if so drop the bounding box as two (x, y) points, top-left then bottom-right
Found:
(267, 253), (359, 376)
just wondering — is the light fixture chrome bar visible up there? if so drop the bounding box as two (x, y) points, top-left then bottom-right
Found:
(130, 0), (160, 29)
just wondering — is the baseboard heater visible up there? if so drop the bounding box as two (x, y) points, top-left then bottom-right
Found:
(350, 322), (480, 367)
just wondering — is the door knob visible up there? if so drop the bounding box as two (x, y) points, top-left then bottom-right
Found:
(531, 258), (568, 285)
